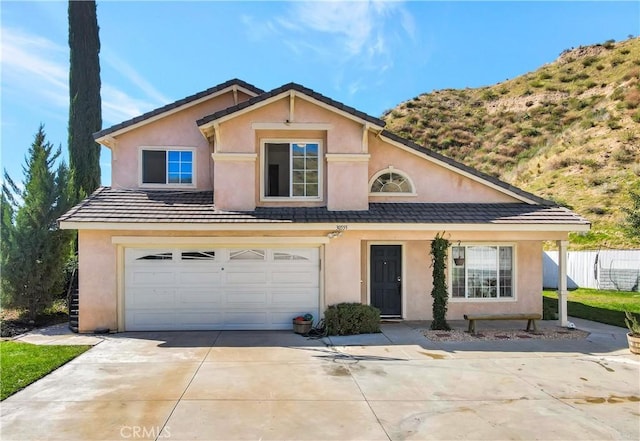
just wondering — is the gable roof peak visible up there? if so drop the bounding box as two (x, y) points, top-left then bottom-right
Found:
(197, 81), (386, 128)
(94, 78), (264, 141)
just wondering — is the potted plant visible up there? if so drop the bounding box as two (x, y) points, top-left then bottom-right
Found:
(292, 313), (313, 334)
(624, 311), (640, 354)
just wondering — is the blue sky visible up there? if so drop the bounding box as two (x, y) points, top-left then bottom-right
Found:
(2, 1), (638, 187)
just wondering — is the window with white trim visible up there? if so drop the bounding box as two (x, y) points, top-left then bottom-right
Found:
(263, 141), (320, 198)
(142, 149), (193, 185)
(451, 245), (514, 299)
(369, 168), (414, 194)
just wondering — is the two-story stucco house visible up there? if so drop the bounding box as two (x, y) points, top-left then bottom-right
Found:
(59, 79), (589, 333)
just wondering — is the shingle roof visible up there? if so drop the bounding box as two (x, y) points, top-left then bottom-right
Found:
(58, 187), (589, 227)
(196, 82), (386, 127)
(94, 79), (264, 140)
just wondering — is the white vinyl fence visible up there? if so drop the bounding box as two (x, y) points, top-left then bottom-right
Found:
(543, 249), (640, 291)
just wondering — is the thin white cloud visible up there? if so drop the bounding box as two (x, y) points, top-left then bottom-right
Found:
(243, 0), (414, 97)
(1, 27), (68, 106)
(1, 27), (168, 127)
(102, 49), (171, 105)
(101, 84), (158, 124)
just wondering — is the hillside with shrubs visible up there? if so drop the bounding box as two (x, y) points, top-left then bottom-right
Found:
(384, 37), (640, 249)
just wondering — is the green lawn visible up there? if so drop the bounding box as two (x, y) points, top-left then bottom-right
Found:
(0, 341), (90, 400)
(543, 288), (640, 329)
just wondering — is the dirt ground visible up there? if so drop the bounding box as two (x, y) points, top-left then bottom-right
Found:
(0, 308), (69, 338)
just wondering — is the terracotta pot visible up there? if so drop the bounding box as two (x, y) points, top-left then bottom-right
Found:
(627, 332), (640, 355)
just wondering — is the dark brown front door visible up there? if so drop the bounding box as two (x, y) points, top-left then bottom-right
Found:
(370, 245), (402, 316)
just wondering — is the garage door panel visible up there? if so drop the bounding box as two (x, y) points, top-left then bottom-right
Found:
(224, 311), (268, 327)
(177, 312), (224, 326)
(179, 291), (221, 304)
(271, 290), (317, 306)
(178, 270), (222, 285)
(126, 288), (175, 307)
(130, 270), (176, 285)
(225, 291), (268, 306)
(128, 311), (176, 330)
(125, 247), (319, 331)
(224, 270), (267, 284)
(271, 269), (319, 285)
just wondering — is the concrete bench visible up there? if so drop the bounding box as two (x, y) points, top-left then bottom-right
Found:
(463, 313), (542, 334)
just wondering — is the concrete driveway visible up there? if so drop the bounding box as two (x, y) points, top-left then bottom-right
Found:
(2, 319), (639, 440)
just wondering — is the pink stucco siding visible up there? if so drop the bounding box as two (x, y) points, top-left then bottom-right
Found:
(75, 228), (563, 332)
(109, 90), (252, 190)
(368, 134), (519, 203)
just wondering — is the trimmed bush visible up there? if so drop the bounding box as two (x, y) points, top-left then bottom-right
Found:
(324, 303), (380, 336)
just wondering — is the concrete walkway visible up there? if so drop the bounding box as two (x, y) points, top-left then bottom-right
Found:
(2, 319), (638, 440)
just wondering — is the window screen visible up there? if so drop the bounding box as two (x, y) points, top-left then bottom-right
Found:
(142, 150), (167, 184)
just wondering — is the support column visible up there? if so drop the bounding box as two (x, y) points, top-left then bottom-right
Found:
(557, 240), (569, 327)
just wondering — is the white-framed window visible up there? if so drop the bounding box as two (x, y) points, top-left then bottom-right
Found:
(261, 140), (321, 200)
(369, 167), (416, 195)
(140, 147), (195, 186)
(450, 244), (515, 299)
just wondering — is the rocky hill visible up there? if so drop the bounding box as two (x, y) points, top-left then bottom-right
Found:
(384, 38), (640, 249)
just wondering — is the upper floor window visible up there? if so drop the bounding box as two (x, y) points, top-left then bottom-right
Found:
(263, 141), (321, 199)
(141, 148), (194, 186)
(369, 168), (415, 195)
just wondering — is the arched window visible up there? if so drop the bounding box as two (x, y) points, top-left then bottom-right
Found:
(369, 168), (415, 195)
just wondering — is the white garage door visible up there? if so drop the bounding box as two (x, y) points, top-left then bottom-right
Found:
(124, 247), (320, 331)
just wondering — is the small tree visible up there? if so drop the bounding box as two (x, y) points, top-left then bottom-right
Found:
(1, 126), (73, 320)
(624, 190), (640, 239)
(430, 232), (451, 330)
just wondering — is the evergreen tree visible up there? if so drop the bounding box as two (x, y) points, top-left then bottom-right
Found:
(68, 0), (101, 201)
(1, 126), (73, 320)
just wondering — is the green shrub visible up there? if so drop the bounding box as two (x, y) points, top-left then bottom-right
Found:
(607, 118), (622, 130)
(611, 57), (624, 67)
(542, 297), (558, 320)
(324, 303), (380, 336)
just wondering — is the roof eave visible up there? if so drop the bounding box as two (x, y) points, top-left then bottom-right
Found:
(59, 220), (590, 233)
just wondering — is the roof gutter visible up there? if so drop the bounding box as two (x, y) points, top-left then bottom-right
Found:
(59, 220), (590, 233)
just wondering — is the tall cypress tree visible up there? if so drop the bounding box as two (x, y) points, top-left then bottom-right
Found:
(68, 0), (101, 201)
(1, 126), (73, 320)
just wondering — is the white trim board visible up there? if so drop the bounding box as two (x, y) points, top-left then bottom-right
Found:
(61, 221), (589, 233)
(112, 236), (330, 245)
